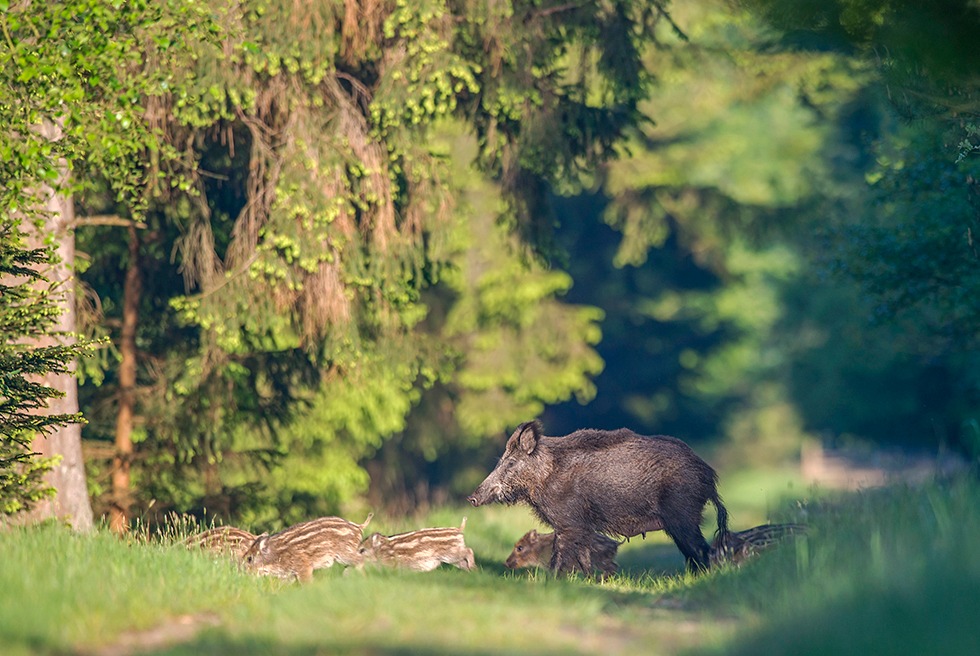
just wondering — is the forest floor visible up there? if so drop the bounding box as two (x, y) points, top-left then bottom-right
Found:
(3, 465), (978, 655)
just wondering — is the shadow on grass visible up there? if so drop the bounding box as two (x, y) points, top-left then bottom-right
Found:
(157, 632), (601, 656)
(617, 541), (685, 577)
(474, 536), (685, 579)
(471, 554), (512, 577)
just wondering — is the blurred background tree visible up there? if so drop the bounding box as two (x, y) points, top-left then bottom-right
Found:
(740, 0), (980, 457)
(542, 0), (980, 469)
(544, 0), (868, 464)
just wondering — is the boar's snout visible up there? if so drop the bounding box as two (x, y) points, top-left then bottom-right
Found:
(467, 483), (495, 506)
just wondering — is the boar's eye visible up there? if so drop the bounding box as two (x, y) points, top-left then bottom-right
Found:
(246, 555), (253, 563)
(516, 546), (524, 552)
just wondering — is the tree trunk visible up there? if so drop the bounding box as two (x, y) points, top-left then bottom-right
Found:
(109, 223), (141, 533)
(26, 121), (95, 531)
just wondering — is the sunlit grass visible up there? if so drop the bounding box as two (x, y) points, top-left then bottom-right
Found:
(3, 472), (978, 655)
(0, 521), (268, 654)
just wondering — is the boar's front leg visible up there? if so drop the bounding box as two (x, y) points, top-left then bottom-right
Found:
(550, 529), (594, 575)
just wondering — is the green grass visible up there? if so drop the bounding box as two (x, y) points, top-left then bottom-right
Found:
(2, 471), (978, 655)
(716, 464), (806, 527)
(692, 474), (980, 655)
(0, 522), (266, 655)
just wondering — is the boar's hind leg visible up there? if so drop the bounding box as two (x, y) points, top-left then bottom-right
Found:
(663, 520), (711, 573)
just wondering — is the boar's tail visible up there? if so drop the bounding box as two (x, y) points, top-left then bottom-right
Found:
(711, 492), (736, 556)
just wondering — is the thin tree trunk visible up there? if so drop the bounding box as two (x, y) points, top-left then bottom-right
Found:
(26, 121), (95, 532)
(109, 223), (141, 534)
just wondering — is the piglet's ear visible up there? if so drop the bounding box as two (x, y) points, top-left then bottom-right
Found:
(517, 420), (541, 455)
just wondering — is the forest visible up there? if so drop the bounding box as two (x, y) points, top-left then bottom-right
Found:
(2, 0), (979, 535)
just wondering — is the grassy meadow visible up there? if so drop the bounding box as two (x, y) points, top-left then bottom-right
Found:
(1, 469), (978, 655)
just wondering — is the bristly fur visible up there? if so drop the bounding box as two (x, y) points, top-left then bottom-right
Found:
(183, 526), (257, 560)
(710, 523), (807, 566)
(241, 514), (373, 582)
(470, 420), (732, 574)
(505, 529), (619, 577)
(358, 518), (474, 572)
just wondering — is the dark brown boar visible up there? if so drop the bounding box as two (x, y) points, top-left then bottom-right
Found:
(505, 529), (619, 577)
(468, 420), (732, 573)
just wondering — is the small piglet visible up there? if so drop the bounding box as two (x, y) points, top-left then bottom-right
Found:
(242, 513), (373, 582)
(358, 518), (475, 572)
(183, 526), (257, 560)
(710, 523), (806, 567)
(505, 529), (619, 577)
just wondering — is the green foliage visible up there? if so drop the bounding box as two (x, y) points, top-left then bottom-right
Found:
(790, 122), (980, 454)
(159, 0), (664, 351)
(0, 1), (209, 521)
(359, 126), (605, 507)
(740, 0), (980, 330)
(544, 0), (861, 454)
(0, 0), (220, 515)
(603, 0), (866, 264)
(0, 219), (95, 515)
(444, 193), (605, 434)
(539, 0), (979, 463)
(69, 0), (646, 520)
(832, 124), (980, 346)
(0, 0), (216, 216)
(238, 347), (428, 527)
(736, 0), (980, 455)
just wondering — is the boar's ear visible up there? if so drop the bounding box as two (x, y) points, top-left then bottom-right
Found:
(516, 420), (542, 455)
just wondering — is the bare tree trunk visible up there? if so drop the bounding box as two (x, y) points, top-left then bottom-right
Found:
(26, 122), (94, 531)
(109, 224), (141, 533)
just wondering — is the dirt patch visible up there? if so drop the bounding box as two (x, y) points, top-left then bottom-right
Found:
(564, 606), (740, 654)
(85, 613), (221, 656)
(801, 441), (968, 490)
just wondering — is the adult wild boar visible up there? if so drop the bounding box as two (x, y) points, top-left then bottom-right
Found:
(468, 420), (731, 573)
